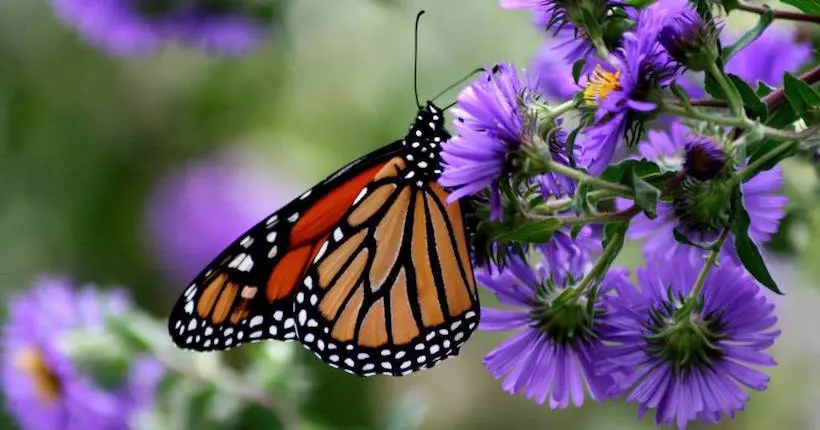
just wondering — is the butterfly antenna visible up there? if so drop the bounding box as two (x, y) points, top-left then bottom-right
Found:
(414, 10), (426, 108)
(431, 67), (484, 103)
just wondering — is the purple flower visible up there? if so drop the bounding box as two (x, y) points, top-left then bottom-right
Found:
(726, 26), (813, 87)
(658, 3), (720, 72)
(478, 251), (628, 407)
(531, 34), (581, 100)
(625, 122), (787, 264)
(605, 259), (779, 428)
(51, 0), (271, 55)
(539, 225), (601, 276)
(579, 1), (685, 175)
(177, 10), (269, 55)
(684, 136), (727, 181)
(439, 64), (529, 219)
(51, 0), (172, 55)
(1, 277), (164, 430)
(681, 26), (812, 97)
(145, 148), (298, 283)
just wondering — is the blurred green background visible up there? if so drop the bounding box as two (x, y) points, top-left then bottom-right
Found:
(2, 0), (820, 428)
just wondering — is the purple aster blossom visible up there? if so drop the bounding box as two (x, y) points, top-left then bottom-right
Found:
(624, 122), (787, 264)
(604, 259), (779, 428)
(579, 1), (686, 175)
(439, 64), (528, 220)
(146, 148), (298, 283)
(478, 250), (628, 407)
(51, 0), (271, 55)
(1, 277), (164, 430)
(725, 26), (813, 88)
(539, 225), (601, 277)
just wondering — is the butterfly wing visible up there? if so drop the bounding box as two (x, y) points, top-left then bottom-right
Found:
(168, 143), (404, 351)
(294, 155), (480, 376)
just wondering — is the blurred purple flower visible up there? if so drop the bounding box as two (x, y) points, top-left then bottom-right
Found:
(531, 35), (580, 100)
(1, 277), (163, 430)
(51, 0), (271, 55)
(478, 252), (629, 408)
(605, 259), (779, 428)
(51, 0), (172, 55)
(681, 26), (812, 97)
(146, 149), (298, 283)
(726, 26), (813, 88)
(625, 122), (787, 264)
(178, 11), (269, 55)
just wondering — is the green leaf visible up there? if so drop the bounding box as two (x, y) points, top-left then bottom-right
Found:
(730, 75), (767, 121)
(782, 0), (820, 14)
(705, 74), (767, 120)
(598, 222), (628, 276)
(572, 60), (587, 86)
(565, 125), (582, 168)
(624, 165), (660, 218)
(756, 82), (775, 97)
(730, 186), (783, 294)
(721, 6), (773, 62)
(672, 228), (711, 250)
(601, 159), (661, 218)
(492, 218), (560, 244)
(601, 159), (661, 183)
(747, 140), (798, 176)
(670, 82), (692, 108)
(571, 182), (591, 215)
(783, 72), (820, 124)
(720, 0), (740, 12)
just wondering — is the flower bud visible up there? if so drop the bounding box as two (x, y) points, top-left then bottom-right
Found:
(658, 9), (721, 72)
(684, 137), (727, 181)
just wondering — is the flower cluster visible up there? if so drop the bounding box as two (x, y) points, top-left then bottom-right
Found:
(51, 0), (283, 54)
(440, 0), (816, 427)
(1, 277), (163, 429)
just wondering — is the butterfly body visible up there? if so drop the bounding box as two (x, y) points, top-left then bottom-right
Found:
(168, 102), (479, 376)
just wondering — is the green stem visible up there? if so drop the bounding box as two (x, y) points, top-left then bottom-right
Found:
(735, 142), (797, 184)
(530, 190), (619, 215)
(662, 103), (750, 128)
(530, 207), (637, 225)
(544, 159), (633, 196)
(574, 231), (623, 295)
(590, 36), (611, 59)
(548, 99), (578, 119)
(732, 125), (820, 185)
(688, 228), (730, 302)
(706, 62), (745, 118)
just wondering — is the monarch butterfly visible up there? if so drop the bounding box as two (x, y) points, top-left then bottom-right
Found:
(167, 12), (480, 377)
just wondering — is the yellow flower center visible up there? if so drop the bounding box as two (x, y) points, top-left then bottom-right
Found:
(583, 66), (622, 105)
(15, 347), (61, 403)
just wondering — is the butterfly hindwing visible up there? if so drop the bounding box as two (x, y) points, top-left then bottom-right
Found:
(294, 104), (480, 376)
(168, 143), (404, 351)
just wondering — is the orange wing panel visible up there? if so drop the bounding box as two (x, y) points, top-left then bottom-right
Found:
(290, 163), (385, 244)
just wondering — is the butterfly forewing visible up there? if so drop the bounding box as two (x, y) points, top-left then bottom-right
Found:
(294, 104), (480, 376)
(168, 144), (403, 351)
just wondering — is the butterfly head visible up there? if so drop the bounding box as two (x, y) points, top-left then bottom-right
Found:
(401, 101), (450, 181)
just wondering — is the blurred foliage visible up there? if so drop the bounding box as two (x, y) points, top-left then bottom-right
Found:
(2, 0), (820, 429)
